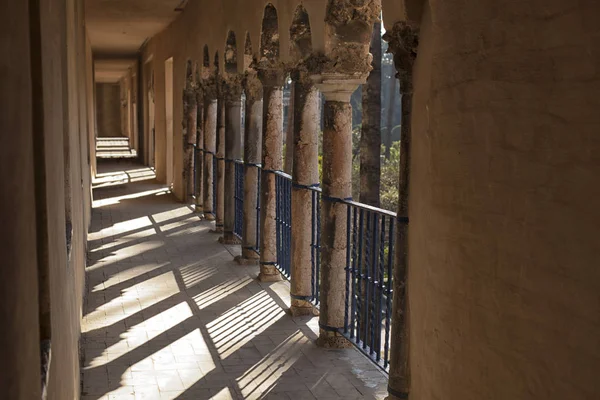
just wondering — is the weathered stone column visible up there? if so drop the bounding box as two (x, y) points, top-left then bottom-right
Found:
(314, 76), (364, 347)
(289, 69), (320, 316)
(214, 86), (226, 233)
(183, 62), (198, 202)
(193, 66), (204, 214)
(235, 68), (263, 263)
(313, 0), (380, 348)
(202, 74), (218, 220)
(257, 68), (285, 282)
(221, 75), (243, 244)
(383, 21), (419, 400)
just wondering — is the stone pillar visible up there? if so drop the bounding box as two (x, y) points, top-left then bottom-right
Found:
(313, 76), (364, 347)
(221, 76), (243, 243)
(235, 69), (263, 263)
(289, 70), (320, 316)
(383, 21), (418, 400)
(202, 92), (217, 220)
(184, 69), (197, 202)
(214, 88), (226, 233)
(193, 83), (204, 213)
(257, 68), (285, 282)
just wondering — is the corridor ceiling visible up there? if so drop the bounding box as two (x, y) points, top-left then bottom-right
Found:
(86, 0), (187, 81)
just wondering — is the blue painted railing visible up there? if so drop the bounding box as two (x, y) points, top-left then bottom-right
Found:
(222, 159), (396, 372)
(274, 171), (292, 278)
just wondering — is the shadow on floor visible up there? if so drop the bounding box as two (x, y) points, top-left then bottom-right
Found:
(81, 160), (388, 400)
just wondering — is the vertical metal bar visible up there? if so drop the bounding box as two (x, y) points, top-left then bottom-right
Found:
(356, 208), (365, 346)
(363, 210), (371, 350)
(376, 215), (386, 362)
(310, 190), (316, 301)
(344, 203), (352, 333)
(316, 191), (321, 305)
(384, 217), (395, 369)
(370, 212), (379, 355)
(350, 206), (358, 339)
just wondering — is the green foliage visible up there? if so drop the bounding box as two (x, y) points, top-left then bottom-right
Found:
(380, 142), (401, 212)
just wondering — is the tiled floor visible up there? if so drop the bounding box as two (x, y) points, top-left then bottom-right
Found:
(81, 161), (388, 400)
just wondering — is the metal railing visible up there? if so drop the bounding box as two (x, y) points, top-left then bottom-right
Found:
(207, 157), (396, 372)
(308, 186), (322, 306)
(274, 171), (292, 278)
(343, 201), (396, 371)
(234, 160), (244, 238)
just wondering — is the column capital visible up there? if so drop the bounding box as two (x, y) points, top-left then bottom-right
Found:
(222, 74), (244, 104)
(243, 69), (263, 104)
(200, 75), (219, 102)
(257, 66), (286, 88)
(311, 73), (366, 102)
(383, 21), (419, 94)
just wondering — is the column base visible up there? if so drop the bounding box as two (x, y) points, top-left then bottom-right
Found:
(257, 267), (283, 282)
(234, 255), (259, 265)
(218, 234), (241, 245)
(316, 329), (352, 348)
(210, 225), (224, 234)
(194, 205), (204, 216)
(204, 213), (216, 221)
(289, 300), (318, 317)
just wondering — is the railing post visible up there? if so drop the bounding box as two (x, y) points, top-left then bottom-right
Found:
(221, 73), (243, 244)
(383, 21), (419, 400)
(257, 67), (285, 282)
(289, 69), (320, 316)
(235, 66), (263, 264)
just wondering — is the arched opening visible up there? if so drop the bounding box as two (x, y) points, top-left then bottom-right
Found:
(290, 4), (312, 60)
(225, 30), (237, 73)
(260, 4), (279, 61)
(244, 32), (254, 70)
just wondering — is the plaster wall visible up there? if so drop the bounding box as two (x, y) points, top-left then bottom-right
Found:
(0, 0), (92, 398)
(394, 1), (600, 398)
(0, 2), (42, 397)
(96, 83), (122, 137)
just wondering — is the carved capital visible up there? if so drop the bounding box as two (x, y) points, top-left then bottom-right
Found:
(257, 67), (286, 88)
(311, 73), (365, 102)
(222, 74), (244, 104)
(383, 21), (419, 94)
(243, 69), (263, 103)
(201, 75), (219, 101)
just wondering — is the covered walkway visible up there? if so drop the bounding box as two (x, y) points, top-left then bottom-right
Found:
(81, 161), (387, 400)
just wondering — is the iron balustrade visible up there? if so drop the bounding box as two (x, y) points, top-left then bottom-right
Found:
(308, 186), (322, 306)
(222, 159), (397, 372)
(343, 201), (396, 371)
(212, 156), (217, 213)
(234, 160), (244, 239)
(274, 171), (292, 278)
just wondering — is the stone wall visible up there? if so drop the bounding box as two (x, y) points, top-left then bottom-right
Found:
(382, 0), (600, 398)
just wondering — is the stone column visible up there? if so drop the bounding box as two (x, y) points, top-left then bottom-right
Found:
(193, 82), (204, 213)
(221, 76), (243, 244)
(184, 69), (197, 202)
(383, 21), (419, 400)
(202, 78), (218, 220)
(313, 75), (364, 347)
(289, 70), (320, 316)
(214, 88), (226, 233)
(257, 68), (285, 282)
(235, 69), (263, 263)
